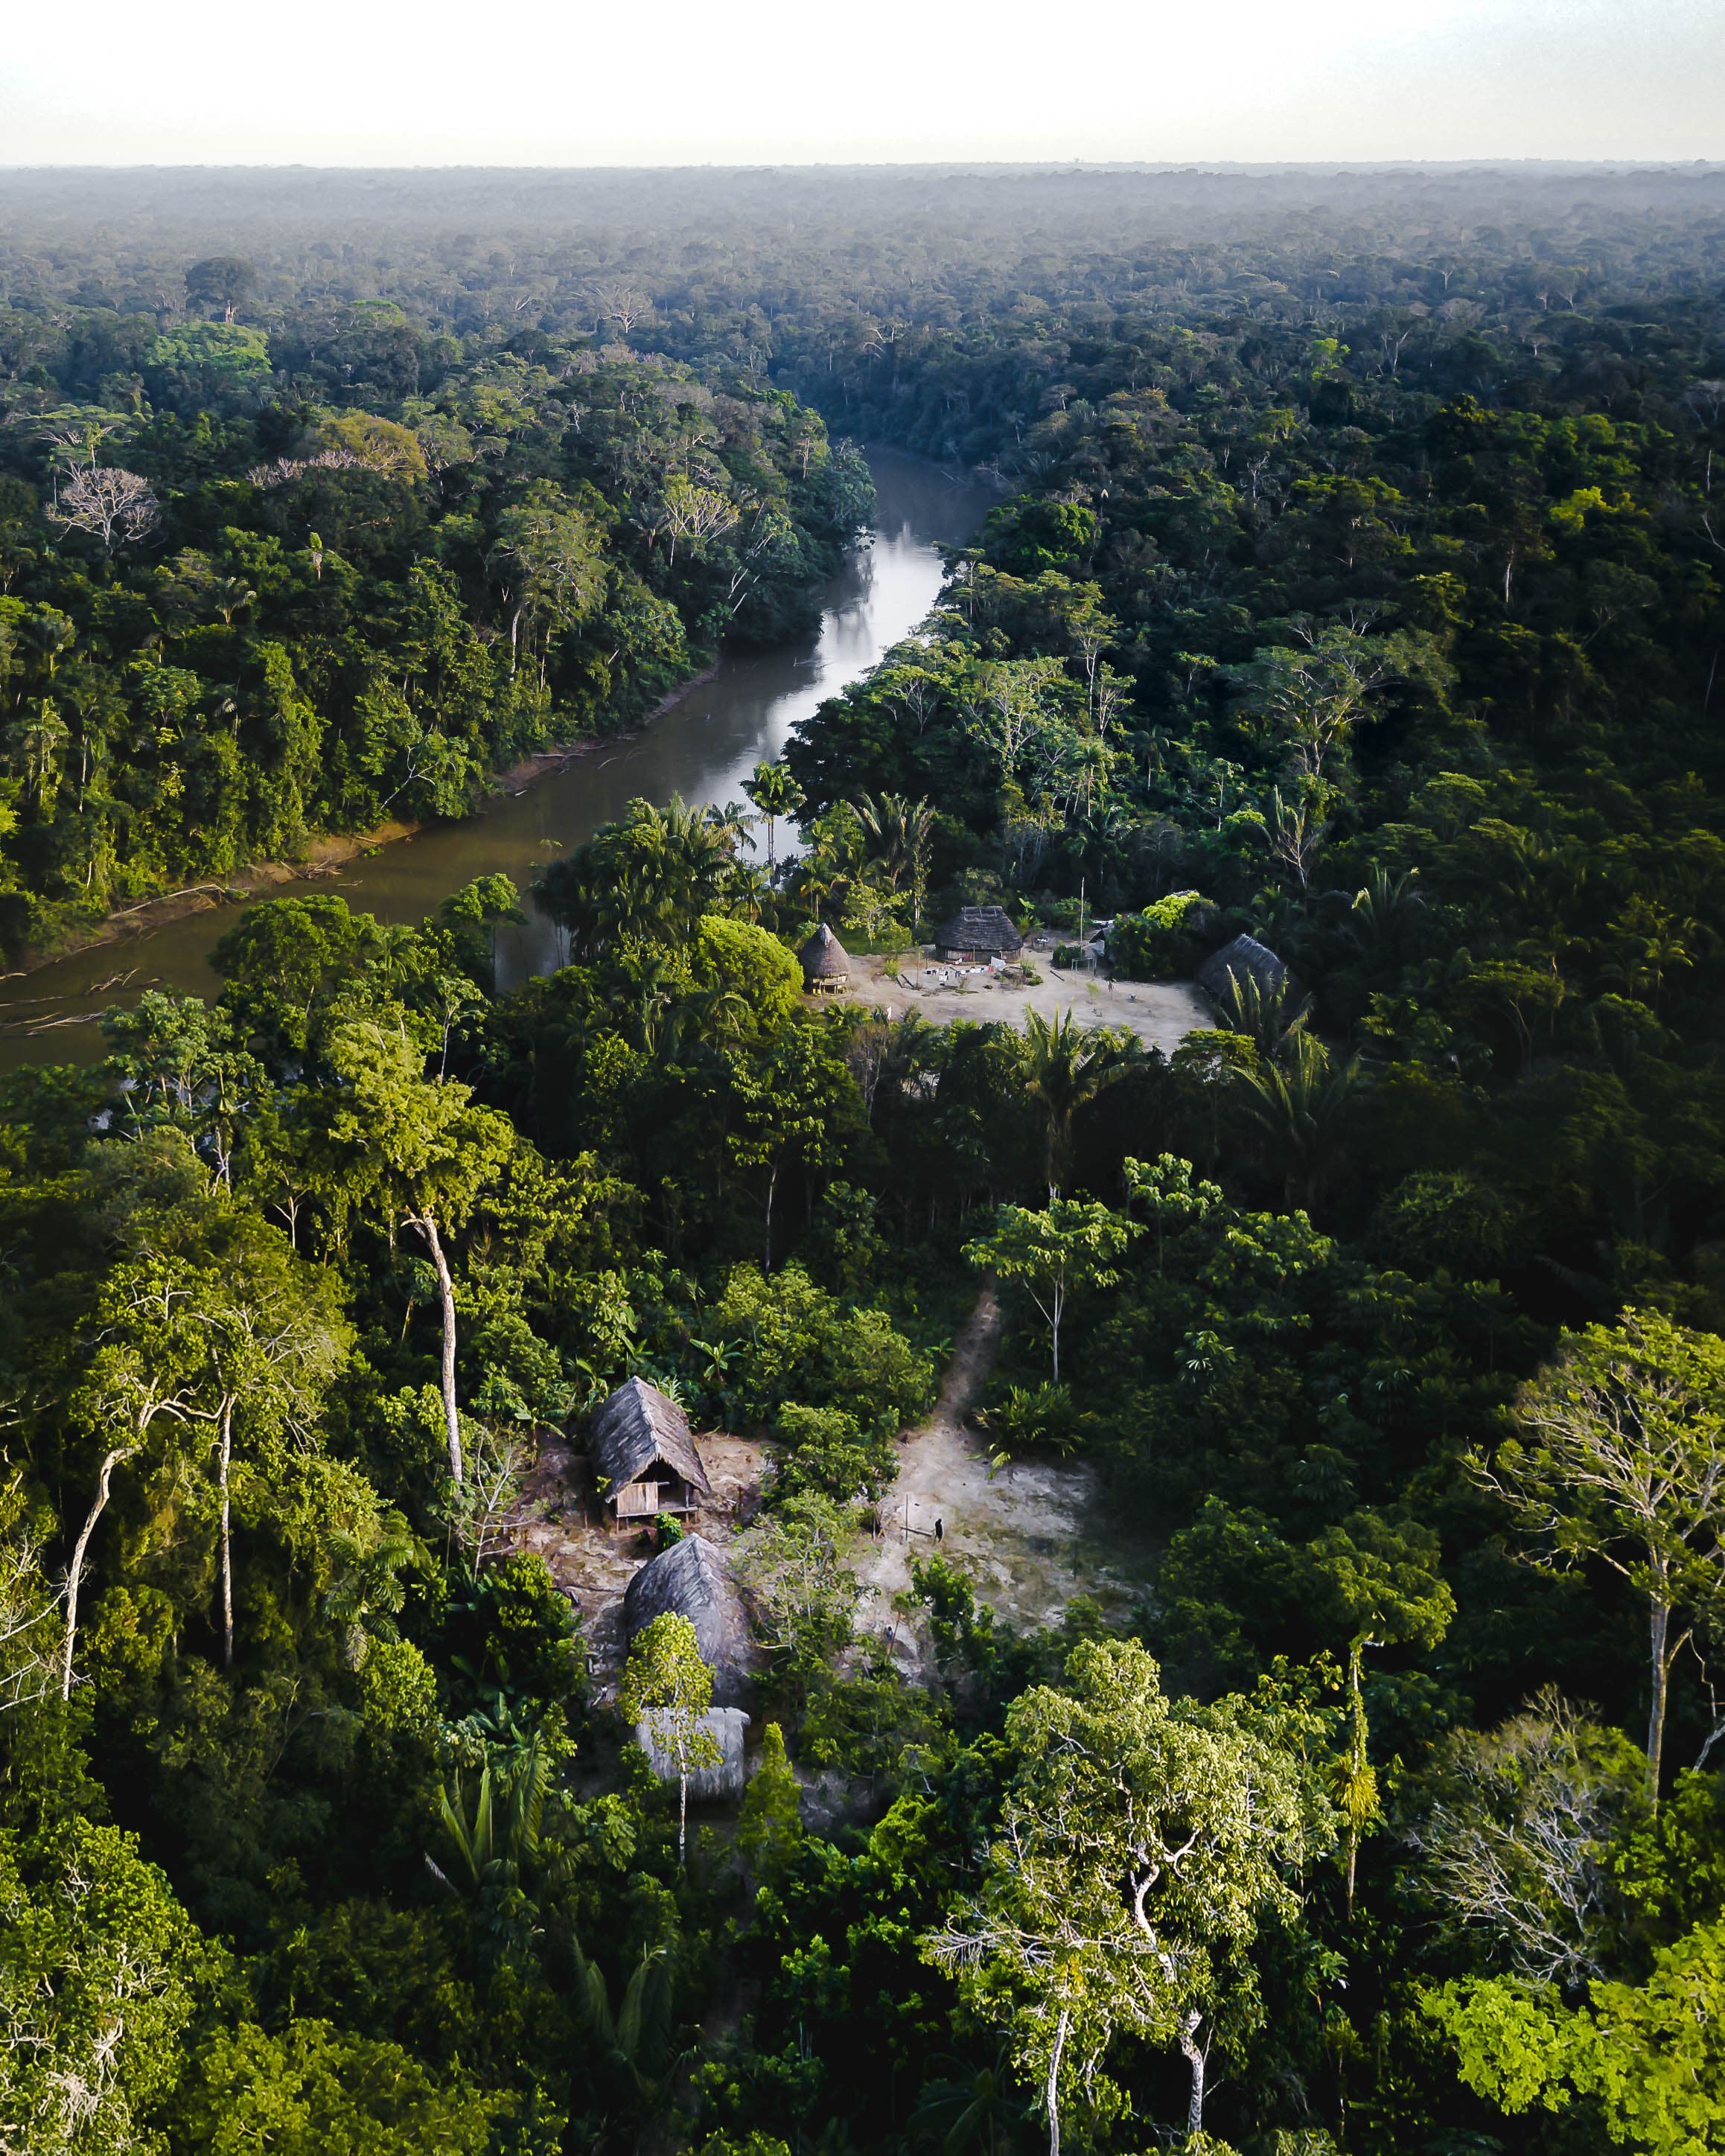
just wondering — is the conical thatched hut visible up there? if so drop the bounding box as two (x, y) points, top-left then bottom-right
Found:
(590, 1377), (712, 1527)
(1197, 934), (1292, 1010)
(800, 922), (852, 992)
(934, 905), (1023, 961)
(623, 1534), (754, 1707)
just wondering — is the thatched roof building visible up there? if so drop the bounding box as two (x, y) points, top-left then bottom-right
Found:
(800, 922), (852, 992)
(623, 1534), (753, 1706)
(1197, 934), (1292, 1010)
(934, 905), (1023, 960)
(637, 1705), (751, 1798)
(590, 1377), (712, 1525)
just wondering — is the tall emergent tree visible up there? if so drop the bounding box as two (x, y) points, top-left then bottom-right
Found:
(1478, 1309), (1725, 1803)
(926, 1639), (1332, 2152)
(321, 1022), (514, 1485)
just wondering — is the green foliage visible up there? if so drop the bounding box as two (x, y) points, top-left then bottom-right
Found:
(736, 1723), (803, 1879)
(0, 1817), (220, 2155)
(1109, 890), (1215, 981)
(769, 1402), (896, 1507)
(712, 1262), (934, 1438)
(964, 1198), (1140, 1382)
(170, 2018), (500, 2155)
(1426, 1921), (1725, 2152)
(7, 174), (1725, 2156)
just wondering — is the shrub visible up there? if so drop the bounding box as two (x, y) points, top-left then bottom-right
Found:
(1109, 890), (1216, 980)
(712, 1263), (934, 1438)
(768, 1403), (897, 1507)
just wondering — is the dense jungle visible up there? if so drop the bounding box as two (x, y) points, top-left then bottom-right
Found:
(2, 163), (1725, 2156)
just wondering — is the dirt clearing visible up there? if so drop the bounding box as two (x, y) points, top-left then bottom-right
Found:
(856, 1289), (1151, 1678)
(844, 946), (1208, 1053)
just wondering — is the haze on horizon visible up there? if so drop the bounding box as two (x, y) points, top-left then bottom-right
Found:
(2, 0), (1721, 168)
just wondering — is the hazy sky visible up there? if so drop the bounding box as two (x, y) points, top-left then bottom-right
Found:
(2, 0), (1720, 166)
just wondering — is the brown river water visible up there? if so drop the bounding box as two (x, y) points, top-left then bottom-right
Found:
(0, 448), (996, 1070)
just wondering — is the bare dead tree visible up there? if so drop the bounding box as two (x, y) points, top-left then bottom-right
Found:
(47, 467), (159, 552)
(595, 281), (649, 340)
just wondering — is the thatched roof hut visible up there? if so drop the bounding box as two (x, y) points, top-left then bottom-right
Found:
(800, 922), (852, 992)
(934, 905), (1023, 960)
(637, 1706), (751, 1799)
(623, 1534), (753, 1706)
(1197, 934), (1292, 1010)
(590, 1377), (712, 1525)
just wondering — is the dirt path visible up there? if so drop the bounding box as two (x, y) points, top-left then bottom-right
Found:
(857, 1289), (1148, 1677)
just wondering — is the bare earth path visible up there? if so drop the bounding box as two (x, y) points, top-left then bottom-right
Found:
(858, 1288), (1150, 1676)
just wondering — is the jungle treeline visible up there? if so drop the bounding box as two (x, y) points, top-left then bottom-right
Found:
(0, 167), (1724, 2156)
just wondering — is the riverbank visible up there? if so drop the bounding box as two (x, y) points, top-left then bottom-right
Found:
(1, 663), (730, 980)
(0, 447), (998, 1067)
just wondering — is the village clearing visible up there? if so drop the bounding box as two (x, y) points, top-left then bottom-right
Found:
(843, 943), (1209, 1052)
(517, 1287), (1151, 1709)
(852, 1287), (1152, 1679)
(514, 951), (1193, 1728)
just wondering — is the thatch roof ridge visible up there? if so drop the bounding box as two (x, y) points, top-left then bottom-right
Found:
(623, 1534), (753, 1703)
(934, 903), (1023, 954)
(590, 1376), (712, 1498)
(800, 922), (852, 977)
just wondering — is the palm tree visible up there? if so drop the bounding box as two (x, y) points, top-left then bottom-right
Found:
(1234, 1030), (1363, 1208)
(1211, 965), (1313, 1057)
(912, 2047), (1029, 2156)
(1348, 863), (1426, 967)
(743, 758), (806, 877)
(569, 1932), (686, 2145)
(1021, 1008), (1135, 1201)
(858, 791), (937, 935)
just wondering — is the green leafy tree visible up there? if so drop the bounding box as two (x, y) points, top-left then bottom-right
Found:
(170, 2018), (498, 2155)
(184, 253), (257, 320)
(736, 1720), (803, 1879)
(1478, 1310), (1725, 1802)
(926, 1639), (1333, 2151)
(619, 1612), (721, 1866)
(1425, 1918), (1725, 2155)
(319, 1021), (514, 1484)
(964, 1199), (1140, 1383)
(0, 1817), (215, 2156)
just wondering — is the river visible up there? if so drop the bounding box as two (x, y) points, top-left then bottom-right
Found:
(0, 448), (995, 1070)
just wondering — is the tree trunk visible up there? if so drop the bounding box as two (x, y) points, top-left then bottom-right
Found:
(679, 1767), (689, 1867)
(1649, 1593), (1674, 1805)
(218, 1403), (235, 1669)
(1045, 2005), (1070, 2156)
(1180, 2010), (1208, 2136)
(765, 1161), (779, 1275)
(61, 1447), (136, 1700)
(411, 1213), (464, 1484)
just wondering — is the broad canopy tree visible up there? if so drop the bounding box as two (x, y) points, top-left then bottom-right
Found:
(926, 1638), (1334, 2152)
(1479, 1309), (1725, 1803)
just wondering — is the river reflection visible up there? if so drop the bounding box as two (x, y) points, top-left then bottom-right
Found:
(0, 447), (995, 1068)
